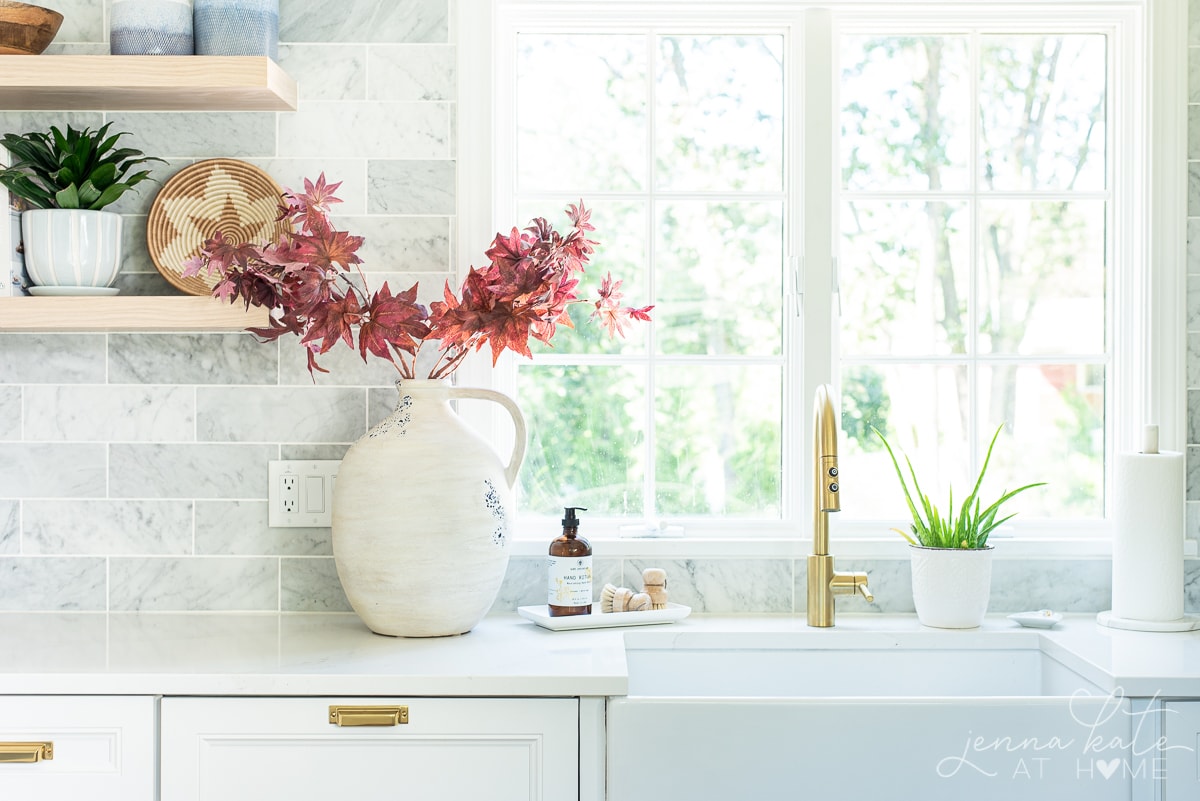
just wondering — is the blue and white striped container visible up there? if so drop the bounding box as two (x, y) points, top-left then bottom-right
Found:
(193, 0), (278, 60)
(110, 0), (194, 56)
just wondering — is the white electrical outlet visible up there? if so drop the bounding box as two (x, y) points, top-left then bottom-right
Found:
(268, 460), (340, 527)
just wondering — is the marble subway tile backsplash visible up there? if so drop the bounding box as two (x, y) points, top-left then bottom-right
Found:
(279, 0), (448, 44)
(23, 385), (195, 442)
(23, 500), (194, 555)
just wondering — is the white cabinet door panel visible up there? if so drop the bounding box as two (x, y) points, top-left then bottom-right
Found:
(160, 696), (578, 801)
(0, 695), (156, 801)
(1165, 700), (1200, 800)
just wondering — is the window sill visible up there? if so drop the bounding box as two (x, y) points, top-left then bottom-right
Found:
(508, 536), (1196, 560)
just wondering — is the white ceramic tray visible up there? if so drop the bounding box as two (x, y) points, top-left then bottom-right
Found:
(1007, 609), (1062, 629)
(517, 603), (691, 631)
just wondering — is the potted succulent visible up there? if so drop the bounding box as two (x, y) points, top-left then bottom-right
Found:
(185, 174), (652, 636)
(874, 425), (1044, 628)
(0, 122), (162, 292)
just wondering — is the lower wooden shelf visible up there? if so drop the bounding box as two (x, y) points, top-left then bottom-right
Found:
(0, 296), (268, 332)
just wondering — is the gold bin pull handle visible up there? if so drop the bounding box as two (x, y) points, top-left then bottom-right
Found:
(0, 742), (54, 763)
(328, 705), (408, 727)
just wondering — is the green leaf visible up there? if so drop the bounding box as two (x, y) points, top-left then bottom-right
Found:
(54, 184), (81, 209)
(0, 173), (53, 208)
(76, 179), (102, 207)
(87, 162), (118, 191)
(873, 425), (1044, 549)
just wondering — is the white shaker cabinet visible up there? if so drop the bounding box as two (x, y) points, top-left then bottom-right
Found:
(0, 695), (157, 801)
(1164, 700), (1200, 800)
(160, 696), (579, 801)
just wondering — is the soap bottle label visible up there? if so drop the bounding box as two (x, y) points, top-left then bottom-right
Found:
(547, 555), (593, 607)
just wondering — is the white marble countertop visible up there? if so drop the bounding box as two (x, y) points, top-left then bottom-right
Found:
(0, 611), (1197, 698)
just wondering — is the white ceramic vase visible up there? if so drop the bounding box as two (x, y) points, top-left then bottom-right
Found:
(909, 544), (994, 628)
(332, 379), (527, 637)
(21, 209), (123, 289)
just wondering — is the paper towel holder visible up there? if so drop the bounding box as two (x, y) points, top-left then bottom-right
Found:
(1096, 610), (1200, 632)
(1099, 422), (1200, 633)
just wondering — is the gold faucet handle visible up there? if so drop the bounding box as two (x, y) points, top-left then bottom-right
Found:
(830, 571), (873, 603)
(857, 581), (874, 603)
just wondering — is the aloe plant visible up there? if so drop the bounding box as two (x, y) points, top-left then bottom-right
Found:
(0, 123), (163, 211)
(873, 424), (1045, 549)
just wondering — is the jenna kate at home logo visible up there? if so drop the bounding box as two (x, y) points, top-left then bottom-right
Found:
(936, 689), (1193, 782)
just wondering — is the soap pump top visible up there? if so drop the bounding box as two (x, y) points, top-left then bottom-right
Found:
(562, 506), (586, 532)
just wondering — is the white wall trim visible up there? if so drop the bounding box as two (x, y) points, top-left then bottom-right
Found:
(1146, 0), (1188, 451)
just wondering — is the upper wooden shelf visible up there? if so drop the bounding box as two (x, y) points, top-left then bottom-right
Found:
(0, 296), (268, 332)
(0, 56), (297, 111)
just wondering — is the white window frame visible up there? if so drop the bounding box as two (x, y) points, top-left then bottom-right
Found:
(455, 0), (1186, 559)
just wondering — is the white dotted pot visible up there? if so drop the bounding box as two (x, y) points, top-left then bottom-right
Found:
(909, 544), (994, 629)
(332, 380), (527, 637)
(21, 209), (123, 289)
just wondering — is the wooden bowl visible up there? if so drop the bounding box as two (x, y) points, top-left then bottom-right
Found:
(0, 1), (64, 55)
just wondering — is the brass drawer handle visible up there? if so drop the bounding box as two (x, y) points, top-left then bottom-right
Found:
(0, 742), (53, 763)
(328, 705), (408, 727)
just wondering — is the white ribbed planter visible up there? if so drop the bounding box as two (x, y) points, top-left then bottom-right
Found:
(332, 380), (527, 637)
(21, 209), (123, 288)
(909, 544), (994, 629)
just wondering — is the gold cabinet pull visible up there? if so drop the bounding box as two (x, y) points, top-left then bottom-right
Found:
(0, 742), (53, 763)
(328, 705), (408, 727)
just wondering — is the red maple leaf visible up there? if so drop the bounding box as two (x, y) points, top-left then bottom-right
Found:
(359, 282), (430, 363)
(301, 291), (361, 356)
(484, 227), (528, 271)
(294, 230), (364, 270)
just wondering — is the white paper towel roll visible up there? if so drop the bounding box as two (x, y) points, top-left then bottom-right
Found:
(1112, 450), (1185, 621)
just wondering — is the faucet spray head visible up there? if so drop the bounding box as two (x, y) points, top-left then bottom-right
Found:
(814, 385), (841, 513)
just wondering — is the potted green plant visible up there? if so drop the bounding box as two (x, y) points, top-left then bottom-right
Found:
(874, 424), (1044, 628)
(0, 122), (161, 292)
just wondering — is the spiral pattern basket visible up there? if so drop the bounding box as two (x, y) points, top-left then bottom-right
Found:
(147, 158), (291, 296)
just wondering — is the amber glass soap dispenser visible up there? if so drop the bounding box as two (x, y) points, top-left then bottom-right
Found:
(547, 506), (592, 617)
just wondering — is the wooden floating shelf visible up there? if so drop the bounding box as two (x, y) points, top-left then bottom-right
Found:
(0, 296), (268, 332)
(0, 56), (297, 111)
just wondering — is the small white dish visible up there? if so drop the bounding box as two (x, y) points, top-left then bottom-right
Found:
(28, 286), (120, 297)
(1008, 609), (1062, 629)
(518, 603), (691, 631)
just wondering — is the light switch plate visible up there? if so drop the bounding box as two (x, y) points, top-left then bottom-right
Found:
(268, 460), (340, 527)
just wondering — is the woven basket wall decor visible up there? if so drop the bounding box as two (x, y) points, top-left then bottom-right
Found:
(147, 158), (291, 296)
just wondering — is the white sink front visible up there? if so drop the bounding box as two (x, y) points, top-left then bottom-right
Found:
(624, 630), (1101, 697)
(610, 629), (1139, 801)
